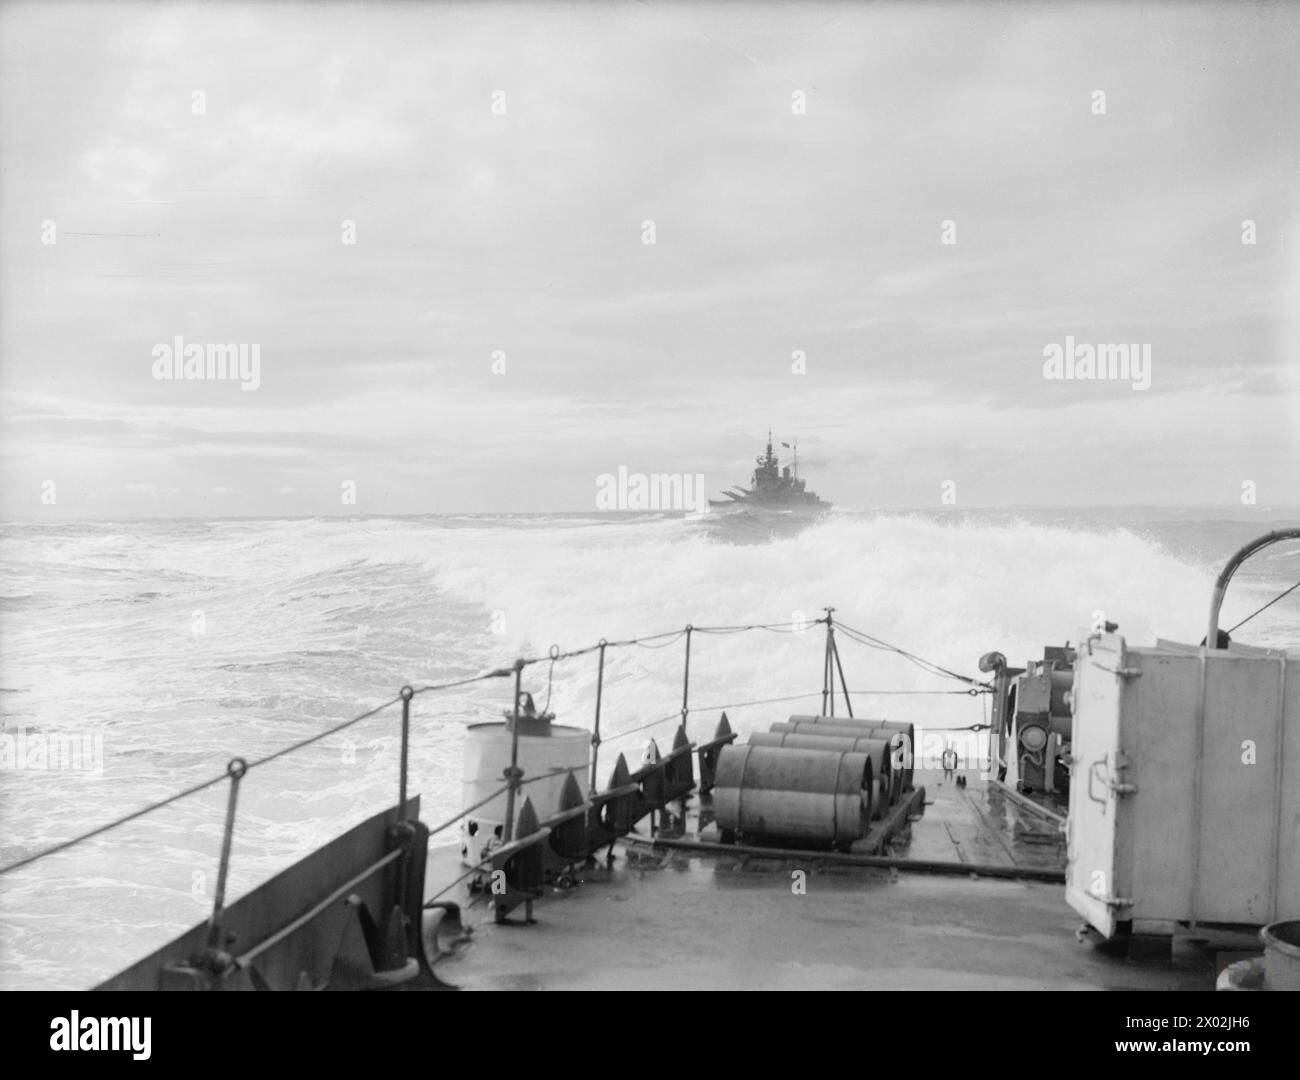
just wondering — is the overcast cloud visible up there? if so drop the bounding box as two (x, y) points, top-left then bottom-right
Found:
(1, 0), (1296, 517)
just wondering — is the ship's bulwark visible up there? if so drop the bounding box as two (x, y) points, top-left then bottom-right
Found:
(95, 801), (432, 990)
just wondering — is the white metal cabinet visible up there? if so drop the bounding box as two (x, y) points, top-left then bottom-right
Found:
(1067, 632), (1298, 936)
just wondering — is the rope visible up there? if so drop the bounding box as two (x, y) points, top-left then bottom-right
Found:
(424, 856), (494, 903)
(0, 673), (518, 877)
(1227, 579), (1300, 634)
(0, 693), (405, 876)
(632, 631), (689, 650)
(0, 610), (976, 878)
(427, 783), (511, 839)
(600, 690), (828, 744)
(240, 693), (405, 772)
(0, 772), (233, 875)
(543, 651), (556, 713)
(838, 627), (984, 687)
(693, 619), (823, 635)
(409, 670), (517, 694)
(845, 688), (990, 696)
(600, 691), (832, 743)
(603, 711), (682, 742)
(691, 691), (824, 712)
(834, 620), (990, 689)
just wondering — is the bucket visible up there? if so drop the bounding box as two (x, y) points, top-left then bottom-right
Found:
(1260, 919), (1300, 991)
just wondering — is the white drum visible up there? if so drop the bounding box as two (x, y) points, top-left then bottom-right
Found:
(460, 722), (590, 866)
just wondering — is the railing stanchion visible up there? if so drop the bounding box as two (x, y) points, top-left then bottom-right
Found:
(398, 685), (413, 819)
(591, 640), (607, 795)
(822, 607), (835, 715)
(831, 627), (854, 718)
(681, 624), (693, 735)
(502, 659), (525, 842)
(205, 757), (248, 952)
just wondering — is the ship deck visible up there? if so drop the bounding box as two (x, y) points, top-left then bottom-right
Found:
(421, 769), (1240, 990)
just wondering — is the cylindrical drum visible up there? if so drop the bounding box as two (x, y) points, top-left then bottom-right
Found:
(1049, 670), (1072, 717)
(713, 745), (872, 846)
(460, 723), (590, 866)
(775, 716), (916, 790)
(1261, 920), (1300, 991)
(748, 732), (896, 816)
(788, 715), (887, 726)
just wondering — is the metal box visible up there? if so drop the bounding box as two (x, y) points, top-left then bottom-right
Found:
(1066, 632), (1299, 937)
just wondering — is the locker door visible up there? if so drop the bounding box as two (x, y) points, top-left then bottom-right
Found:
(1066, 635), (1131, 937)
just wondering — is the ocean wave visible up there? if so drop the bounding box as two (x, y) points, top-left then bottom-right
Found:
(0, 509), (1295, 988)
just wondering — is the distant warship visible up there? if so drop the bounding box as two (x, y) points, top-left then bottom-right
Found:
(709, 432), (830, 511)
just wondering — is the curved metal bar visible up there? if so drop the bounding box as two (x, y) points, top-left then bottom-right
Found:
(1207, 528), (1300, 648)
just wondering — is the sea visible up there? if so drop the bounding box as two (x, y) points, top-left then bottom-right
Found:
(1, 506), (1297, 989)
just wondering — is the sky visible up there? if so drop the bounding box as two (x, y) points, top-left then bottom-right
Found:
(1, 0), (1297, 518)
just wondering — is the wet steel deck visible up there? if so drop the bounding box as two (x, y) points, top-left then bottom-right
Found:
(895, 772), (1066, 871)
(421, 769), (1228, 990)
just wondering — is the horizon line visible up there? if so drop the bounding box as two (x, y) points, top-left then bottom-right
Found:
(2, 503), (1298, 526)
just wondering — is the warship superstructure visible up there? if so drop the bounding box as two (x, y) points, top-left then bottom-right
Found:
(710, 433), (830, 512)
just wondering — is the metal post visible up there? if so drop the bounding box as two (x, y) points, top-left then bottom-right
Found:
(978, 651), (1008, 777)
(822, 607), (835, 716)
(820, 630), (828, 714)
(502, 660), (524, 842)
(827, 642), (835, 717)
(398, 685), (413, 819)
(681, 625), (693, 733)
(591, 640), (607, 795)
(831, 632), (854, 718)
(206, 757), (248, 951)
